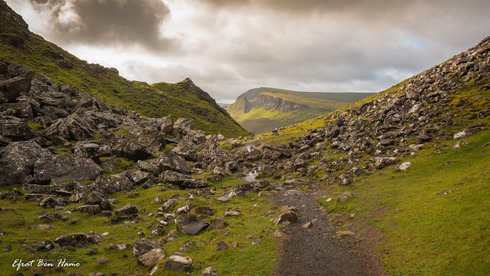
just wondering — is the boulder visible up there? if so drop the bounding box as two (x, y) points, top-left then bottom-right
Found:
(128, 122), (166, 153)
(0, 116), (33, 140)
(163, 171), (210, 189)
(132, 239), (162, 258)
(173, 118), (194, 136)
(176, 214), (209, 235)
(0, 140), (51, 186)
(373, 157), (399, 170)
(139, 248), (166, 267)
(54, 232), (102, 247)
(39, 196), (65, 208)
(33, 154), (102, 183)
(164, 255), (194, 273)
(394, 161), (412, 172)
(111, 136), (155, 160)
(44, 113), (94, 141)
(158, 116), (173, 134)
(115, 204), (139, 217)
(0, 68), (34, 102)
(74, 205), (102, 215)
(156, 153), (192, 174)
(272, 211), (298, 225)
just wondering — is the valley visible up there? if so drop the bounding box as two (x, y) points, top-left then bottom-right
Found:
(0, 1), (489, 275)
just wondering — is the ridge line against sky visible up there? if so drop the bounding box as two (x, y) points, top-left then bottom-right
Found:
(5, 0), (490, 103)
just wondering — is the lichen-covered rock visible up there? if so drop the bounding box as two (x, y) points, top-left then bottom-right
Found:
(0, 116), (33, 141)
(115, 204), (139, 217)
(111, 136), (155, 161)
(164, 255), (194, 273)
(33, 154), (102, 183)
(0, 140), (51, 186)
(54, 231), (102, 247)
(156, 153), (191, 174)
(132, 239), (162, 258)
(163, 171), (210, 189)
(176, 214), (209, 235)
(138, 248), (166, 267)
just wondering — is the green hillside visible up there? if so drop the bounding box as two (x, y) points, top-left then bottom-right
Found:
(226, 87), (372, 134)
(0, 1), (249, 137)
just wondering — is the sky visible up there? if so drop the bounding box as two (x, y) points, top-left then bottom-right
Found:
(5, 0), (490, 103)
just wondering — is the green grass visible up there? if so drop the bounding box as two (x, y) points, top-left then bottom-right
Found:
(318, 129), (490, 275)
(0, 173), (280, 275)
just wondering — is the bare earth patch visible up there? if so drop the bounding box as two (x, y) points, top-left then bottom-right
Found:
(272, 186), (384, 275)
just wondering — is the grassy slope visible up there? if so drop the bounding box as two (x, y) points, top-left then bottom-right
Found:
(227, 88), (372, 134)
(0, 15), (249, 137)
(0, 174), (280, 275)
(318, 129), (489, 275)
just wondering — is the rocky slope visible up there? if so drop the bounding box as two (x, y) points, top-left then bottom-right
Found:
(0, 0), (249, 138)
(0, 4), (488, 273)
(226, 87), (372, 134)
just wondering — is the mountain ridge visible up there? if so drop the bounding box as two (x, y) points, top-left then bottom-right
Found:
(0, 0), (249, 137)
(227, 87), (373, 134)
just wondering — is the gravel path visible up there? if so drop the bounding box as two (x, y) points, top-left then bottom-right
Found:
(272, 185), (382, 276)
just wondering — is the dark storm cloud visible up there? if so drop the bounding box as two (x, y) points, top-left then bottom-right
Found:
(29, 0), (177, 51)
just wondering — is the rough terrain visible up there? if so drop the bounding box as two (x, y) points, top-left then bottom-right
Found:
(273, 186), (382, 276)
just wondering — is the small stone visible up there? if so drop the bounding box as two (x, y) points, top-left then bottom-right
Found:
(335, 230), (355, 239)
(96, 257), (109, 264)
(272, 211), (298, 225)
(215, 241), (229, 251)
(337, 191), (354, 203)
(394, 162), (411, 172)
(224, 210), (241, 216)
(201, 266), (219, 276)
(302, 222), (313, 229)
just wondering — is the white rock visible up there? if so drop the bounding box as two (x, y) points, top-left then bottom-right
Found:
(454, 131), (467, 140)
(394, 162), (412, 172)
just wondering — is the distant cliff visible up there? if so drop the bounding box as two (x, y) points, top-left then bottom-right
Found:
(226, 87), (372, 134)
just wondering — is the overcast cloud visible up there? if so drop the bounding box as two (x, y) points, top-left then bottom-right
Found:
(5, 0), (490, 102)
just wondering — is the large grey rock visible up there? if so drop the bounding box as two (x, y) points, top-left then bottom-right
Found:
(373, 157), (399, 170)
(33, 154), (102, 183)
(0, 68), (34, 102)
(54, 231), (102, 247)
(158, 116), (173, 134)
(163, 171), (210, 189)
(132, 239), (162, 258)
(176, 214), (209, 235)
(111, 136), (155, 161)
(138, 248), (166, 267)
(0, 140), (51, 186)
(156, 153), (191, 174)
(164, 255), (194, 273)
(173, 118), (194, 136)
(128, 121), (166, 153)
(0, 116), (33, 141)
(115, 204), (139, 217)
(44, 113), (94, 141)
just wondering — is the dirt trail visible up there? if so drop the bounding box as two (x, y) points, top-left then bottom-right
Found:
(272, 185), (382, 276)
